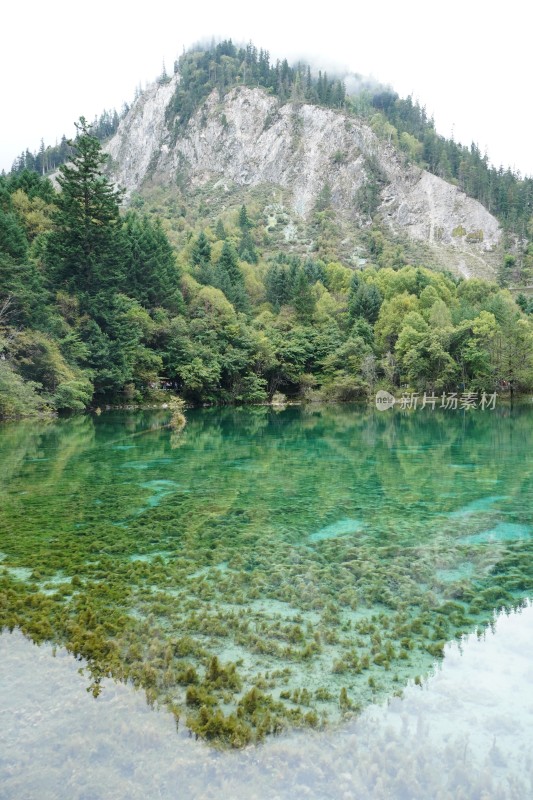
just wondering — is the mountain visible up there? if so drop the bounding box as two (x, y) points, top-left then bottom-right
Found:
(2, 41), (532, 421)
(105, 73), (501, 280)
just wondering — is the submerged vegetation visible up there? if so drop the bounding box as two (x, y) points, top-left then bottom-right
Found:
(1, 40), (533, 749)
(1, 405), (532, 746)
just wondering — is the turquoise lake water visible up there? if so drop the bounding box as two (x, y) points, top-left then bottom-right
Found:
(0, 402), (532, 795)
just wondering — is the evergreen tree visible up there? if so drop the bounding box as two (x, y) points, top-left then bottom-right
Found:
(0, 208), (47, 325)
(236, 205), (257, 263)
(215, 219), (226, 240)
(303, 259), (325, 283)
(122, 212), (181, 310)
(191, 230), (214, 284)
(215, 241), (249, 311)
(0, 208), (27, 262)
(217, 241), (242, 285)
(5, 169), (55, 203)
(46, 117), (124, 297)
(265, 263), (291, 309)
(238, 230), (258, 264)
(349, 283), (383, 324)
(191, 231), (212, 265)
(305, 66), (312, 98)
(293, 269), (316, 320)
(238, 205), (252, 230)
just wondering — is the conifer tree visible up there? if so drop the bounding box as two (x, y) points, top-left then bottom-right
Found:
(0, 204), (48, 326)
(122, 212), (181, 310)
(215, 219), (226, 240)
(217, 241), (242, 285)
(349, 283), (383, 324)
(215, 241), (249, 311)
(238, 205), (252, 230)
(191, 231), (212, 265)
(237, 205), (257, 263)
(46, 117), (124, 296)
(293, 269), (315, 320)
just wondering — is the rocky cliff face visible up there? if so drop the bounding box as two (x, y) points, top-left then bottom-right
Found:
(106, 77), (501, 278)
(106, 76), (178, 194)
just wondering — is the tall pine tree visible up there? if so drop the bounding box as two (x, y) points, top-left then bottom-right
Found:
(215, 241), (249, 311)
(46, 117), (124, 298)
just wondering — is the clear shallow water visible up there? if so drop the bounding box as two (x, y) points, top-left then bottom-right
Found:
(0, 404), (532, 752)
(1, 603), (532, 799)
(308, 518), (364, 542)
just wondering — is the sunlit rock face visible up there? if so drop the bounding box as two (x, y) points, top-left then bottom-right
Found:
(106, 82), (501, 279)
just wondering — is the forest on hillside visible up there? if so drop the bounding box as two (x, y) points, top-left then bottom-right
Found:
(1, 116), (532, 418)
(10, 40), (533, 261)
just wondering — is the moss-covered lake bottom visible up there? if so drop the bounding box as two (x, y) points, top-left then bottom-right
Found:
(1, 603), (532, 799)
(0, 404), (532, 753)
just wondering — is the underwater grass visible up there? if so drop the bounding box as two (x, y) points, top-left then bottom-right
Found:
(1, 405), (532, 746)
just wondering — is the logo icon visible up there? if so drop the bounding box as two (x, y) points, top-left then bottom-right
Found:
(375, 390), (396, 411)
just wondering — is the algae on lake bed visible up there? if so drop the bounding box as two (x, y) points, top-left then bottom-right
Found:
(0, 405), (532, 746)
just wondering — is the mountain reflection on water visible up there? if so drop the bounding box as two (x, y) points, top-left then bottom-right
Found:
(1, 602), (532, 800)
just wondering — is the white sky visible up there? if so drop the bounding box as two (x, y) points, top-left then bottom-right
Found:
(2, 0), (532, 177)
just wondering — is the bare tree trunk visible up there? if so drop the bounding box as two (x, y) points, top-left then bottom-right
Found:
(0, 295), (13, 325)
